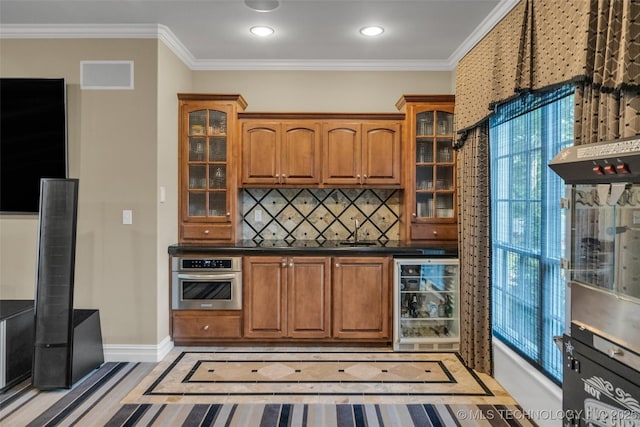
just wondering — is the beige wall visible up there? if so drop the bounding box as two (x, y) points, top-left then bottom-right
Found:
(0, 36), (453, 350)
(193, 71), (453, 112)
(0, 38), (163, 345)
(156, 42), (192, 342)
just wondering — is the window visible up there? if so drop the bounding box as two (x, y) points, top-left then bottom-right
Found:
(489, 87), (574, 381)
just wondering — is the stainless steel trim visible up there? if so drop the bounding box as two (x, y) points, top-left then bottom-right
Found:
(571, 283), (640, 354)
(176, 273), (239, 281)
(593, 334), (640, 372)
(171, 271), (242, 310)
(171, 256), (242, 272)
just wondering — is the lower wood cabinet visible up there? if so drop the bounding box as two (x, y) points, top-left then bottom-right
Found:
(243, 256), (331, 339)
(172, 310), (242, 344)
(170, 255), (392, 343)
(332, 256), (391, 340)
(243, 255), (391, 342)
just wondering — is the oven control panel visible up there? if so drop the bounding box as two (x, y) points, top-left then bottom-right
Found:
(182, 259), (231, 269)
(172, 256), (242, 272)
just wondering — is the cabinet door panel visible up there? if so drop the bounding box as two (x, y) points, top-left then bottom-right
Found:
(178, 95), (245, 244)
(362, 122), (401, 185)
(173, 312), (242, 340)
(323, 123), (361, 184)
(333, 257), (390, 339)
(288, 257), (331, 338)
(281, 122), (321, 184)
(243, 257), (286, 338)
(242, 123), (280, 184)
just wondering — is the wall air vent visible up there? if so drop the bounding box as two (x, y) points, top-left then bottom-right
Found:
(80, 61), (133, 90)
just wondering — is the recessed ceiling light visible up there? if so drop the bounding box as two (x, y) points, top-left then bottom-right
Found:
(250, 26), (275, 37)
(359, 26), (384, 37)
(244, 0), (280, 12)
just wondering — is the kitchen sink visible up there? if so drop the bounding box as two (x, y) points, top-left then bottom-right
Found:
(338, 241), (377, 246)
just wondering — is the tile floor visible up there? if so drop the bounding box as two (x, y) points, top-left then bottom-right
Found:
(123, 347), (518, 405)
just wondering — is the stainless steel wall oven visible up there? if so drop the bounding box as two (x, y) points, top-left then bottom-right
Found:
(171, 256), (242, 310)
(549, 137), (640, 426)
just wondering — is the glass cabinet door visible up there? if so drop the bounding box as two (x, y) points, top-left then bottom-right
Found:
(187, 109), (228, 219)
(414, 110), (455, 220)
(394, 259), (459, 348)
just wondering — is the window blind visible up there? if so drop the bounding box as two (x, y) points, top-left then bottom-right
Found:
(489, 88), (573, 382)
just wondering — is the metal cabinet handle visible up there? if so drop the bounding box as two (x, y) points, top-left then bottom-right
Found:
(203, 229), (210, 235)
(289, 261), (293, 267)
(226, 212), (231, 216)
(335, 263), (340, 268)
(433, 230), (438, 235)
(203, 325), (209, 331)
(363, 174), (368, 179)
(608, 348), (623, 358)
(281, 258), (287, 267)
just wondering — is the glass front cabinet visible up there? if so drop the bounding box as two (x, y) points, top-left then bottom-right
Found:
(396, 95), (457, 243)
(393, 258), (460, 351)
(178, 94), (247, 243)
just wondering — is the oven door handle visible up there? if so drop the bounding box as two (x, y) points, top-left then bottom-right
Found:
(177, 273), (239, 281)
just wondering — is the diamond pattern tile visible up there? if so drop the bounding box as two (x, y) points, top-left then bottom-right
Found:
(242, 188), (401, 241)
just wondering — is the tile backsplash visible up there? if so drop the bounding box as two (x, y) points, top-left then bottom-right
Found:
(242, 188), (400, 242)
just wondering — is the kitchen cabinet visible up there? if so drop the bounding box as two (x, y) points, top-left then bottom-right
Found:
(393, 258), (459, 351)
(332, 256), (391, 340)
(178, 94), (247, 243)
(172, 310), (242, 344)
(396, 95), (457, 243)
(243, 256), (331, 339)
(241, 120), (321, 186)
(323, 121), (401, 186)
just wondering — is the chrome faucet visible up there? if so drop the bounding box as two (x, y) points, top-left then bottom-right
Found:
(354, 219), (360, 242)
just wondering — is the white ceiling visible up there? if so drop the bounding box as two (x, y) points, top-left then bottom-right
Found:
(0, 0), (518, 70)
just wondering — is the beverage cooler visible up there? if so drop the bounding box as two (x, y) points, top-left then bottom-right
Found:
(549, 137), (640, 426)
(393, 258), (459, 351)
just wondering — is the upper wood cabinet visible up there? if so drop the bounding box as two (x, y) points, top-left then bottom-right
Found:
(238, 113), (403, 188)
(396, 95), (457, 243)
(323, 121), (402, 187)
(241, 120), (321, 186)
(178, 94), (247, 244)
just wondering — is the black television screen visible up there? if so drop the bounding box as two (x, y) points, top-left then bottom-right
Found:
(0, 78), (68, 213)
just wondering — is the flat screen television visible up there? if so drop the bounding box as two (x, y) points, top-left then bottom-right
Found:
(0, 78), (68, 214)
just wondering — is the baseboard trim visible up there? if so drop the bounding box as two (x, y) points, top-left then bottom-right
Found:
(492, 338), (562, 426)
(103, 336), (174, 363)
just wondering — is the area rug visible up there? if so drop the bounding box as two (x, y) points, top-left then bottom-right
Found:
(123, 349), (517, 405)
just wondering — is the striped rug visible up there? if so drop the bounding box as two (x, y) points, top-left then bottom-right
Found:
(0, 362), (538, 426)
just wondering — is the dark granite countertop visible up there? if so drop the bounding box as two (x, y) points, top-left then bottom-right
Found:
(168, 240), (458, 258)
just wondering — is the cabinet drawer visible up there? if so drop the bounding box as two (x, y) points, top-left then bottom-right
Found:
(181, 224), (232, 241)
(173, 312), (242, 338)
(410, 224), (457, 241)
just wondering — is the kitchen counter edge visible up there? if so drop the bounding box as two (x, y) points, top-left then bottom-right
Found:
(168, 241), (458, 258)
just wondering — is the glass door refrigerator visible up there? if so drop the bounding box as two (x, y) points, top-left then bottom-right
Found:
(393, 258), (459, 351)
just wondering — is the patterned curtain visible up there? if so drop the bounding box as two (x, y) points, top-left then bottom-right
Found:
(454, 0), (640, 374)
(456, 122), (492, 375)
(575, 0), (640, 144)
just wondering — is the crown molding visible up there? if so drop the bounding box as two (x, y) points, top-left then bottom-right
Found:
(447, 0), (520, 66)
(189, 59), (452, 71)
(1, 0), (519, 72)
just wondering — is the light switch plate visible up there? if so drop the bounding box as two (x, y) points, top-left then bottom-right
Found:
(122, 209), (132, 225)
(254, 209), (262, 222)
